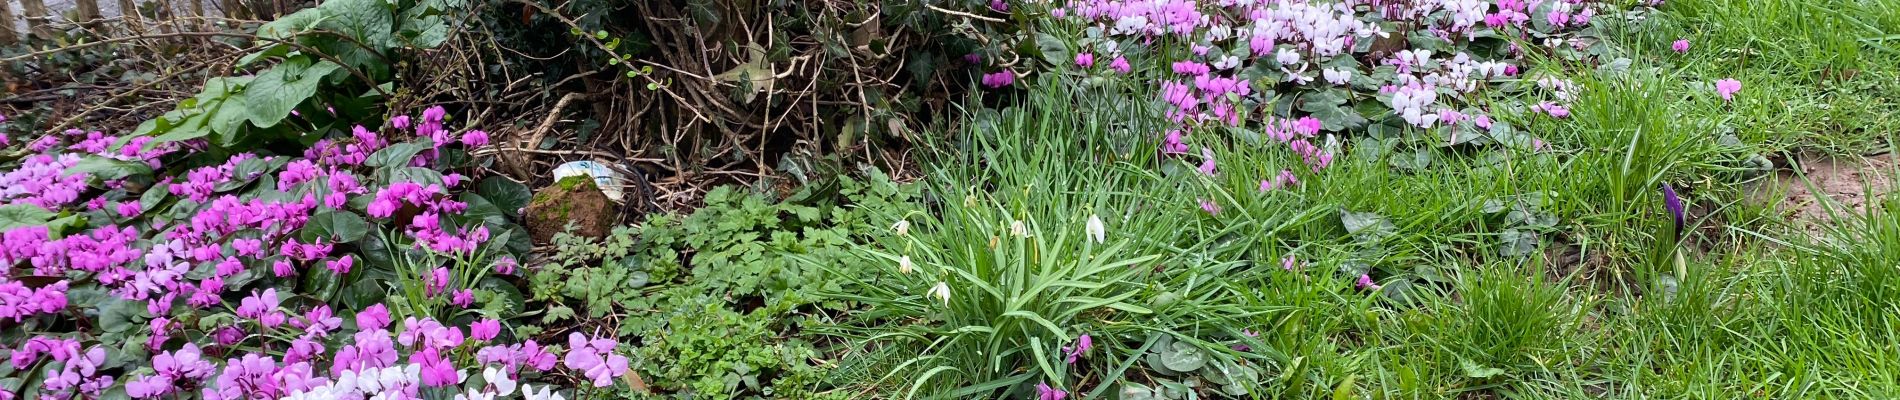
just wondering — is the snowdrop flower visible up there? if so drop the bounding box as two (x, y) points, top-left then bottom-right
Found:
(522, 384), (565, 400)
(891, 220), (910, 236)
(1009, 220), (1030, 238)
(928, 282), (951, 305)
(898, 256), (915, 274)
(1085, 214), (1106, 244)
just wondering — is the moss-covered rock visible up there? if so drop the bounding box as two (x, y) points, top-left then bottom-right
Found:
(525, 176), (616, 243)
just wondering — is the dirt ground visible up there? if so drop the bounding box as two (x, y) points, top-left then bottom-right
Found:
(1750, 152), (1896, 236)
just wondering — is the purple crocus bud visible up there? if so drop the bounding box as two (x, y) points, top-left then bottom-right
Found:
(1661, 183), (1684, 239)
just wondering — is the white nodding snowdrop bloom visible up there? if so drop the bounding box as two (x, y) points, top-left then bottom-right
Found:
(891, 219), (910, 236)
(898, 255), (915, 274)
(1009, 220), (1030, 238)
(1085, 215), (1106, 244)
(928, 282), (952, 305)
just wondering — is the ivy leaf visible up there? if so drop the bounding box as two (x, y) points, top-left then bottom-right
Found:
(476, 177), (532, 218)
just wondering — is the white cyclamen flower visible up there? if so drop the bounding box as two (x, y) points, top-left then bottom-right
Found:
(898, 255), (915, 274)
(928, 282), (952, 305)
(1009, 220), (1030, 238)
(523, 384), (567, 400)
(892, 219), (910, 236)
(1085, 214), (1106, 244)
(483, 366), (517, 396)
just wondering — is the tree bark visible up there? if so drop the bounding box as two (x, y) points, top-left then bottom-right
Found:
(0, 0), (19, 44)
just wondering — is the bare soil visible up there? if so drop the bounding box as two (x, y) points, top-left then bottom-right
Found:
(1749, 152), (1895, 236)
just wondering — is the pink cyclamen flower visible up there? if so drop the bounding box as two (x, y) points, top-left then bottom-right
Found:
(1715, 79), (1742, 101)
(989, 0), (1006, 12)
(565, 332), (631, 387)
(1062, 334), (1093, 364)
(1671, 39), (1690, 54)
(357, 304), (392, 331)
(981, 70), (1017, 88)
(461, 130), (490, 147)
(427, 267), (451, 297)
(1199, 199), (1220, 215)
(1533, 102), (1570, 118)
(450, 289), (475, 307)
(1356, 274), (1381, 290)
(1074, 52), (1095, 68)
(1036, 383), (1068, 400)
(1109, 56), (1131, 74)
(470, 319), (501, 341)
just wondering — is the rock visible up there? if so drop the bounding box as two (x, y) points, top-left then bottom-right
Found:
(525, 176), (617, 243)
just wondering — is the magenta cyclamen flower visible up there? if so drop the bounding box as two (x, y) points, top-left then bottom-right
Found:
(461, 130), (490, 147)
(357, 304), (393, 331)
(470, 319), (501, 341)
(1074, 52), (1095, 68)
(981, 70), (1017, 88)
(427, 267), (451, 297)
(1714, 78), (1742, 101)
(1109, 56), (1131, 74)
(1036, 383), (1068, 400)
(1356, 274), (1381, 290)
(1199, 199), (1220, 215)
(1672, 39), (1690, 54)
(1061, 334), (1093, 364)
(989, 0), (1006, 12)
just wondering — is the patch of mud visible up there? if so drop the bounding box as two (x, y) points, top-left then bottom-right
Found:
(1748, 152), (1895, 236)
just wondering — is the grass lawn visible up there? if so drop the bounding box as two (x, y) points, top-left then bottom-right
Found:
(825, 0), (1900, 397)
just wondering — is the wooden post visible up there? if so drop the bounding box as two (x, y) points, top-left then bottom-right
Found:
(73, 0), (101, 25)
(1, 0), (19, 44)
(18, 0), (48, 37)
(117, 0), (140, 26)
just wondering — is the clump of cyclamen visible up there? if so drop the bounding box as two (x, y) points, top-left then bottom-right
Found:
(0, 109), (623, 398)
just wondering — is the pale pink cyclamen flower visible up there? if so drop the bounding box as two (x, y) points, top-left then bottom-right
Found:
(1197, 147), (1217, 176)
(1671, 39), (1690, 54)
(1533, 102), (1570, 118)
(1715, 79), (1742, 101)
(1199, 199), (1220, 215)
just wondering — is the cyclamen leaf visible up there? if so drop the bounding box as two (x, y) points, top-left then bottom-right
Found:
(0, 204), (57, 231)
(306, 210), (371, 243)
(476, 177), (532, 218)
(366, 142), (428, 167)
(65, 157), (153, 181)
